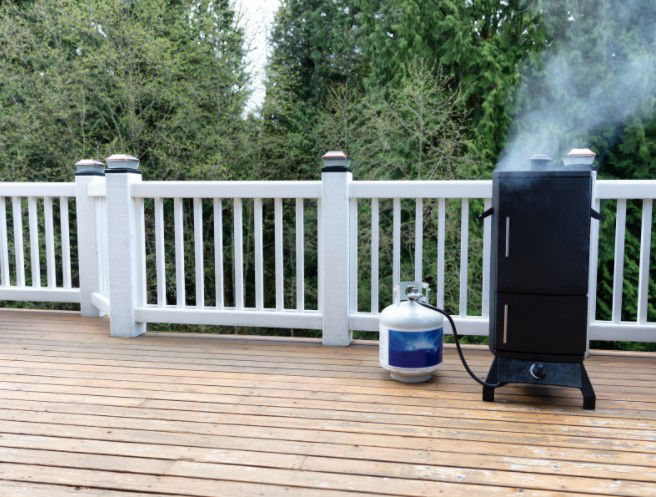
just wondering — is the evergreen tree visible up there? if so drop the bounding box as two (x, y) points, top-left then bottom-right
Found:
(0, 0), (250, 182)
(357, 0), (549, 167)
(257, 0), (366, 180)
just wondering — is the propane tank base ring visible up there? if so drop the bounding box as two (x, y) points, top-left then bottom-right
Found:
(391, 373), (433, 383)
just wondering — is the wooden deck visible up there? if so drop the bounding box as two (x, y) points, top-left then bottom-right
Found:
(0, 310), (654, 496)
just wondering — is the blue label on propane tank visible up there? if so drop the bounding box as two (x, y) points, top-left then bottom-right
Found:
(389, 328), (443, 368)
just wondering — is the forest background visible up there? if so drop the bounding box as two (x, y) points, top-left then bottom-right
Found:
(0, 0), (654, 349)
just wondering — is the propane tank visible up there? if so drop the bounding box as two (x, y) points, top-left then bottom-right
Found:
(379, 282), (444, 383)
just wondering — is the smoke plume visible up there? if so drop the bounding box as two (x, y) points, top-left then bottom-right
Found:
(496, 0), (656, 170)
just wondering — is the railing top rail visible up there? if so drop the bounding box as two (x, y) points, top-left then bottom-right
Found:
(0, 178), (652, 201)
(350, 179), (656, 200)
(0, 183), (75, 197)
(131, 181), (322, 199)
(350, 180), (492, 199)
(595, 179), (656, 199)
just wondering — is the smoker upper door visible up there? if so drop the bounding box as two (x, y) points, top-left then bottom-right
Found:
(495, 174), (591, 295)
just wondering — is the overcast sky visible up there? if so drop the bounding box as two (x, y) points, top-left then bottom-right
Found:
(234, 0), (281, 112)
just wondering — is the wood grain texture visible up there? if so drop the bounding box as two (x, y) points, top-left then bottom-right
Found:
(0, 309), (654, 497)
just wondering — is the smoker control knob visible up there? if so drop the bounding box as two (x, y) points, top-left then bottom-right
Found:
(529, 363), (546, 381)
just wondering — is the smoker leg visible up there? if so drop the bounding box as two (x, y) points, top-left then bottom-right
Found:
(580, 364), (596, 410)
(482, 358), (497, 403)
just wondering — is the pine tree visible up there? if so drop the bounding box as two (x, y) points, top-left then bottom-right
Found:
(357, 0), (549, 167)
(0, 0), (250, 182)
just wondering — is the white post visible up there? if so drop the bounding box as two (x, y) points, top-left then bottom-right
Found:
(105, 154), (146, 338)
(74, 159), (106, 317)
(320, 151), (352, 346)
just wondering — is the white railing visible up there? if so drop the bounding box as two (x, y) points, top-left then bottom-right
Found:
(130, 180), (322, 331)
(0, 152), (654, 345)
(0, 183), (79, 303)
(348, 181), (492, 336)
(590, 181), (655, 341)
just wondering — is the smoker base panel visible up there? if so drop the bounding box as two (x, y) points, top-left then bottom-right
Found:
(482, 356), (595, 410)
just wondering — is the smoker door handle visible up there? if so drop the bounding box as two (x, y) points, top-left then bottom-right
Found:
(478, 207), (494, 222)
(591, 208), (605, 221)
(503, 304), (509, 344)
(504, 216), (510, 258)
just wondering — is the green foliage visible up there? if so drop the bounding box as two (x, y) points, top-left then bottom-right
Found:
(318, 61), (481, 180)
(0, 0), (249, 182)
(267, 0), (365, 106)
(316, 62), (485, 314)
(357, 0), (548, 165)
(257, 0), (369, 180)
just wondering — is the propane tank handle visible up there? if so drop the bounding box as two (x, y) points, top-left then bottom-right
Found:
(396, 281), (430, 304)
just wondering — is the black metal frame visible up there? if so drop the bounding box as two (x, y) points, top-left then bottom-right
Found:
(483, 357), (595, 410)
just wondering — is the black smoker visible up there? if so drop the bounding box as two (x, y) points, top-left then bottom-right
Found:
(480, 151), (601, 410)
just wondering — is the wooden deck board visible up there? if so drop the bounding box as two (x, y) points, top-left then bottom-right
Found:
(0, 310), (655, 496)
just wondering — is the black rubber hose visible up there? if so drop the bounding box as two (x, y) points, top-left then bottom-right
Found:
(409, 298), (502, 389)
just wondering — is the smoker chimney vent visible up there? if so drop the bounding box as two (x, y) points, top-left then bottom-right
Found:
(529, 153), (552, 170)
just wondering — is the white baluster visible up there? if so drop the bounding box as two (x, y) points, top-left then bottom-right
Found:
(637, 199), (653, 324)
(254, 198), (264, 310)
(0, 198), (8, 286)
(392, 198), (400, 291)
(612, 199), (627, 323)
(59, 197), (72, 289)
(135, 197), (146, 304)
(43, 197), (56, 288)
(274, 198), (283, 310)
(27, 197), (40, 287)
(414, 198), (423, 283)
(436, 198), (446, 308)
(234, 198), (244, 309)
(154, 197), (166, 306)
(174, 197), (185, 307)
(193, 198), (204, 308)
(12, 197), (25, 287)
(459, 198), (469, 316)
(214, 199), (224, 309)
(295, 198), (305, 311)
(370, 198), (379, 314)
(349, 197), (358, 313)
(482, 198), (492, 317)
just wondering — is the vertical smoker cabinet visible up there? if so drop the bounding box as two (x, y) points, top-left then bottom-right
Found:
(489, 170), (592, 361)
(485, 168), (596, 410)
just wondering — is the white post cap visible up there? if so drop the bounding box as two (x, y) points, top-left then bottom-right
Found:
(564, 148), (596, 167)
(321, 151), (351, 172)
(105, 154), (140, 173)
(75, 159), (105, 176)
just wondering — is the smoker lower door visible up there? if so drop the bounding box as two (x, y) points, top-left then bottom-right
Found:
(492, 293), (587, 357)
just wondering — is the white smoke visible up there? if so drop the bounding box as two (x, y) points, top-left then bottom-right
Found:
(497, 1), (656, 170)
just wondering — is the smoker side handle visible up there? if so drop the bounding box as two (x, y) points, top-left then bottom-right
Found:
(478, 207), (494, 222)
(591, 208), (604, 221)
